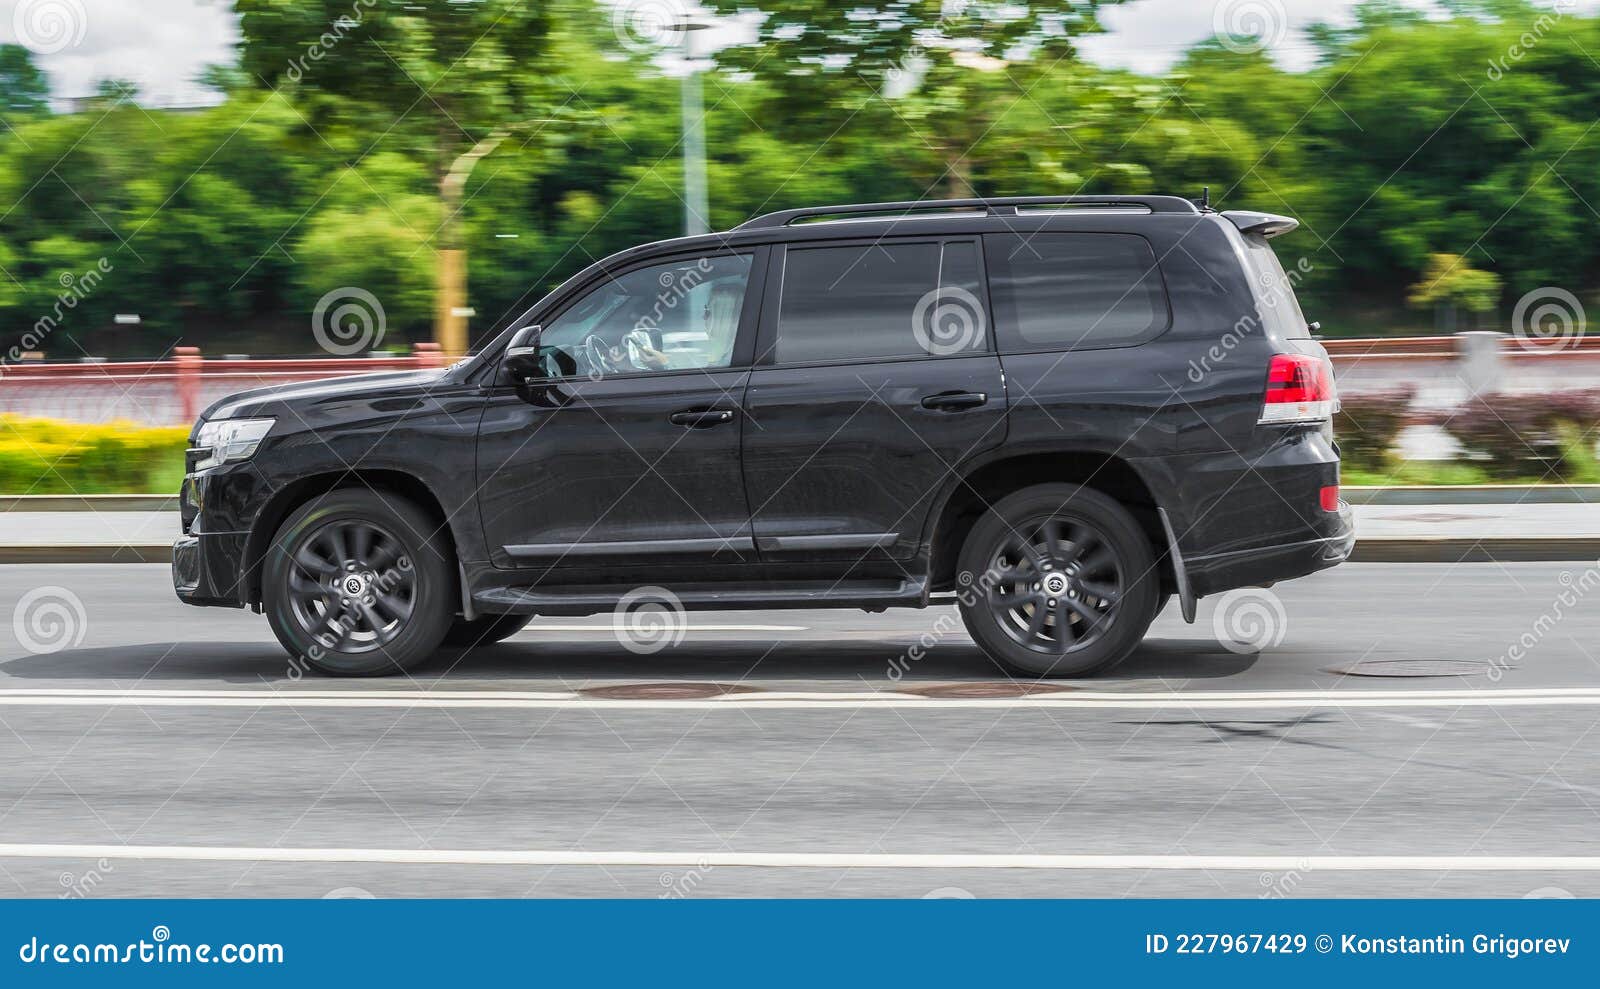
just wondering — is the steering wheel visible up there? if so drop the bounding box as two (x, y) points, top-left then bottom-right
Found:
(581, 334), (618, 377)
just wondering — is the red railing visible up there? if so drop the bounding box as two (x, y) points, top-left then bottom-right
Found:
(0, 344), (447, 426)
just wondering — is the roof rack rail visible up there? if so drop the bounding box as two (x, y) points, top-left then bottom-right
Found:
(732, 195), (1201, 231)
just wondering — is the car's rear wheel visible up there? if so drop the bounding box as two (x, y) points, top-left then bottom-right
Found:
(442, 612), (531, 647)
(263, 489), (454, 676)
(956, 484), (1159, 677)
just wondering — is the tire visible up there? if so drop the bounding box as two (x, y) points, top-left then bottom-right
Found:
(955, 483), (1160, 677)
(442, 612), (531, 648)
(263, 489), (454, 676)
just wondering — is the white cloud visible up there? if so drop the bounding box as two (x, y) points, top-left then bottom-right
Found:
(1, 0), (238, 106)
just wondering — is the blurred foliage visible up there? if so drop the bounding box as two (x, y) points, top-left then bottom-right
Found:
(1333, 387), (1416, 473)
(0, 416), (187, 493)
(1408, 254), (1503, 315)
(1439, 391), (1600, 481)
(0, 0), (1598, 357)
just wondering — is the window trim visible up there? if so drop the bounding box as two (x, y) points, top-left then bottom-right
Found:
(981, 231), (1174, 356)
(492, 245), (768, 386)
(754, 236), (995, 370)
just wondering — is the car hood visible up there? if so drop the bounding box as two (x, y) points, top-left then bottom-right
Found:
(198, 368), (450, 426)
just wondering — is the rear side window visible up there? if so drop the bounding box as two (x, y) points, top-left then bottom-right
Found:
(1240, 235), (1312, 339)
(984, 233), (1169, 352)
(773, 241), (987, 363)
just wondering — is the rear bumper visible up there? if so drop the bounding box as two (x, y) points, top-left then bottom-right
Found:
(1185, 501), (1354, 598)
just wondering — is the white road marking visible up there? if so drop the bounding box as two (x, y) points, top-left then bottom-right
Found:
(0, 843), (1597, 871)
(2, 687), (1600, 710)
(515, 625), (807, 633)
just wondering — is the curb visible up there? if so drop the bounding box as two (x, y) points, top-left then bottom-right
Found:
(0, 545), (172, 564)
(0, 495), (179, 512)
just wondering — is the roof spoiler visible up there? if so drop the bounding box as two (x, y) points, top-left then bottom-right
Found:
(1221, 210), (1299, 239)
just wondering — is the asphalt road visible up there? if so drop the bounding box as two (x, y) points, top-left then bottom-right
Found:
(0, 561), (1598, 898)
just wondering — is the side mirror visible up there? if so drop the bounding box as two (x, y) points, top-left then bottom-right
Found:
(503, 325), (544, 382)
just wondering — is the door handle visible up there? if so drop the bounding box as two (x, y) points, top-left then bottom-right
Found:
(669, 408), (736, 427)
(920, 391), (987, 411)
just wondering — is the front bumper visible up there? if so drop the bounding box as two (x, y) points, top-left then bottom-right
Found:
(1185, 500), (1354, 598)
(172, 531), (251, 608)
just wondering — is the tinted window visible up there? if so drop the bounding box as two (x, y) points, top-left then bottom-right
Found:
(1241, 235), (1311, 338)
(538, 253), (751, 378)
(984, 233), (1168, 351)
(775, 242), (986, 363)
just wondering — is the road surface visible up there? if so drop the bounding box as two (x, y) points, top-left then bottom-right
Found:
(0, 561), (1597, 898)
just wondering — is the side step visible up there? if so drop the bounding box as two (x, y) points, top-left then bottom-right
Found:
(473, 578), (929, 617)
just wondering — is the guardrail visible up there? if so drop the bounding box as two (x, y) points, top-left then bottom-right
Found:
(0, 344), (448, 425)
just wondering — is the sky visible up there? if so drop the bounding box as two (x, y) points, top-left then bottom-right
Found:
(0, 0), (1594, 106)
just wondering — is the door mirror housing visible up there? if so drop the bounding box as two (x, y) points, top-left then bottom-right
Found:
(503, 324), (544, 382)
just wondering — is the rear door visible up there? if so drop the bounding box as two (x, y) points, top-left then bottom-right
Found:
(741, 238), (1006, 563)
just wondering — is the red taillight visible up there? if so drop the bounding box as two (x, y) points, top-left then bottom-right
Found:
(1320, 485), (1340, 512)
(1260, 353), (1336, 424)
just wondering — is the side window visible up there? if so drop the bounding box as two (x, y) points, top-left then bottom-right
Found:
(537, 253), (752, 378)
(773, 241), (987, 364)
(983, 233), (1169, 352)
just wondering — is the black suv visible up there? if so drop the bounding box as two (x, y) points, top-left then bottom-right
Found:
(173, 195), (1352, 677)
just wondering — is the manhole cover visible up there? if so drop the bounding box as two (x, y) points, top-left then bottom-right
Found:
(900, 682), (1078, 698)
(581, 682), (763, 700)
(1324, 660), (1485, 678)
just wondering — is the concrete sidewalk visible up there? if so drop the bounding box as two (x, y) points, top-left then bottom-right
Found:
(0, 503), (1596, 564)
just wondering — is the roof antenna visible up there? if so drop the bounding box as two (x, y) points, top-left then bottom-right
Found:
(1199, 186), (1211, 211)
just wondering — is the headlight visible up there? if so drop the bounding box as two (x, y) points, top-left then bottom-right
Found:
(192, 417), (275, 471)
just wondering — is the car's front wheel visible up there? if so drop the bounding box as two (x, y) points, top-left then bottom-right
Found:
(956, 484), (1159, 677)
(263, 489), (454, 676)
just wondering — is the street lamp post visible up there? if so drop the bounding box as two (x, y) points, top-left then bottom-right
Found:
(679, 19), (713, 237)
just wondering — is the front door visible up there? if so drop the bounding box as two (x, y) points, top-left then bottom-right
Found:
(476, 250), (762, 569)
